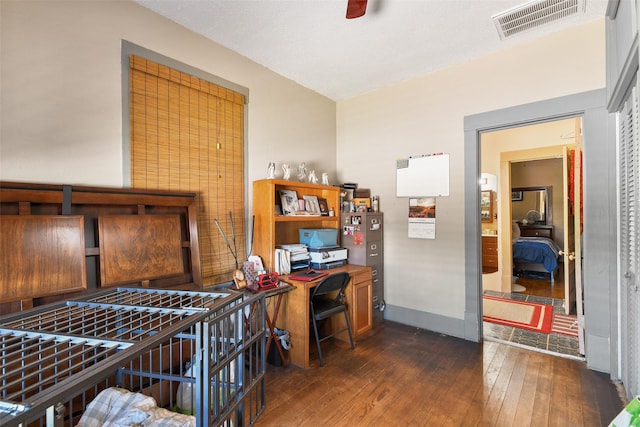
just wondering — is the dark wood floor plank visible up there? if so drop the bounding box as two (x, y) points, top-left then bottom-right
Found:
(530, 350), (554, 426)
(478, 344), (524, 425)
(511, 352), (544, 426)
(256, 321), (624, 426)
(549, 357), (579, 425)
(424, 341), (492, 424)
(495, 349), (531, 425)
(462, 340), (513, 425)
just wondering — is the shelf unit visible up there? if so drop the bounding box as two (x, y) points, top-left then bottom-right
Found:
(253, 179), (340, 272)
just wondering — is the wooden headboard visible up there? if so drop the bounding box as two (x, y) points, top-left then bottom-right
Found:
(0, 182), (203, 314)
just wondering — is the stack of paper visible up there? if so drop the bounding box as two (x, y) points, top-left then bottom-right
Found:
(275, 244), (310, 274)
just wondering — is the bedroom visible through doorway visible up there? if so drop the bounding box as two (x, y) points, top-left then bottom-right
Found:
(479, 117), (583, 359)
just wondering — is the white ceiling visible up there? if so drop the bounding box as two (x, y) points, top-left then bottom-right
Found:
(136, 0), (608, 101)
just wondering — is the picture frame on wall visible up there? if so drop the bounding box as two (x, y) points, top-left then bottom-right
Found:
(511, 191), (523, 201)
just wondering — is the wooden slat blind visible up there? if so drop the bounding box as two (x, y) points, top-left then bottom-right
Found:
(129, 55), (246, 285)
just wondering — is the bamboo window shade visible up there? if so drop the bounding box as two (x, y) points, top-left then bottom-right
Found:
(129, 55), (246, 285)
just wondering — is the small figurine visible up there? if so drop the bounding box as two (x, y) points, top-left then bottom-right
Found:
(282, 163), (291, 180)
(322, 173), (330, 186)
(297, 162), (307, 182)
(308, 170), (318, 184)
(267, 162), (276, 179)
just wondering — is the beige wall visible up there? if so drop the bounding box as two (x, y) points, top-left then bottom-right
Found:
(336, 20), (605, 323)
(0, 1), (606, 333)
(0, 0), (336, 197)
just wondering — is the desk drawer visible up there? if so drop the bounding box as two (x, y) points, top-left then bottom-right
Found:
(352, 267), (372, 285)
(483, 254), (498, 267)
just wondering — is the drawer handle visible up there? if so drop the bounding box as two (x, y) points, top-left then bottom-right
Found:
(373, 278), (379, 283)
(369, 253), (379, 257)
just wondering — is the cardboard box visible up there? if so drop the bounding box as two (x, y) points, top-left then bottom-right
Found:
(353, 198), (371, 208)
(354, 188), (371, 198)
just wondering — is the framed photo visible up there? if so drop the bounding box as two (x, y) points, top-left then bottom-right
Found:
(317, 198), (329, 216)
(511, 191), (523, 201)
(279, 189), (299, 215)
(303, 195), (321, 214)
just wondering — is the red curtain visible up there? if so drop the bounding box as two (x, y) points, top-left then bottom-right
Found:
(568, 149), (583, 233)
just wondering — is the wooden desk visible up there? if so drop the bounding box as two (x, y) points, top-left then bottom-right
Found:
(279, 265), (372, 368)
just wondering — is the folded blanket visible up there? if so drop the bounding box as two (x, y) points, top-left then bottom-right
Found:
(78, 387), (195, 427)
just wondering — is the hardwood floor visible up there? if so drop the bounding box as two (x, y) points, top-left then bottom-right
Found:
(255, 321), (624, 426)
(516, 272), (565, 300)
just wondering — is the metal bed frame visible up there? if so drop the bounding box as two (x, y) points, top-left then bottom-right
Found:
(0, 287), (266, 427)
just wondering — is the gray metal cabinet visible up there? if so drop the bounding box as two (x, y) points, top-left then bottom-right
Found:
(341, 212), (385, 325)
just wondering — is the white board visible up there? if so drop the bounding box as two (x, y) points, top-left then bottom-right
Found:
(396, 154), (449, 197)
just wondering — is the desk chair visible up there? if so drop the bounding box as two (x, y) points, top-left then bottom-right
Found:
(309, 272), (355, 366)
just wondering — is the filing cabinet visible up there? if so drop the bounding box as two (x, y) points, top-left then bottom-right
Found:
(341, 212), (385, 325)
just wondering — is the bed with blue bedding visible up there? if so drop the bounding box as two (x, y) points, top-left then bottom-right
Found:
(513, 236), (562, 283)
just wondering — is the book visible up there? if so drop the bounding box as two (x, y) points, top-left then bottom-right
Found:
(279, 189), (299, 215)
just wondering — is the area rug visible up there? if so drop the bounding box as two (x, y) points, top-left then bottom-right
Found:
(482, 295), (553, 334)
(551, 313), (579, 337)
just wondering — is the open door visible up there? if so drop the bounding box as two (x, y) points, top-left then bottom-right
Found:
(560, 118), (584, 353)
(562, 144), (577, 314)
(571, 118), (585, 353)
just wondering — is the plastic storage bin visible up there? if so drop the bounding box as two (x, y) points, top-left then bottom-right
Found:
(299, 228), (338, 248)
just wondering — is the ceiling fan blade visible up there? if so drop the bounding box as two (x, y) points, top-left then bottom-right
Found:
(346, 0), (367, 19)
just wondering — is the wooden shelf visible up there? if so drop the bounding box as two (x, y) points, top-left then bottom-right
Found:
(253, 179), (340, 271)
(275, 215), (339, 222)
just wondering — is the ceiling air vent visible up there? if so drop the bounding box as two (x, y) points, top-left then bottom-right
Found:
(492, 0), (586, 39)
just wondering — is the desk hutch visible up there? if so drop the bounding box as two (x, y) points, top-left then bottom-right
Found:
(252, 179), (373, 367)
(252, 179), (340, 272)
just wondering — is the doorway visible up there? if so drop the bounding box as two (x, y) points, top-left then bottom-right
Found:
(462, 89), (613, 372)
(479, 119), (582, 358)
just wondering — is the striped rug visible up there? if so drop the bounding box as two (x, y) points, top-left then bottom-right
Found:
(551, 313), (579, 337)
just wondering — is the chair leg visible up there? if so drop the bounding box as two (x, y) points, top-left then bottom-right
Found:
(311, 317), (325, 367)
(343, 310), (355, 350)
